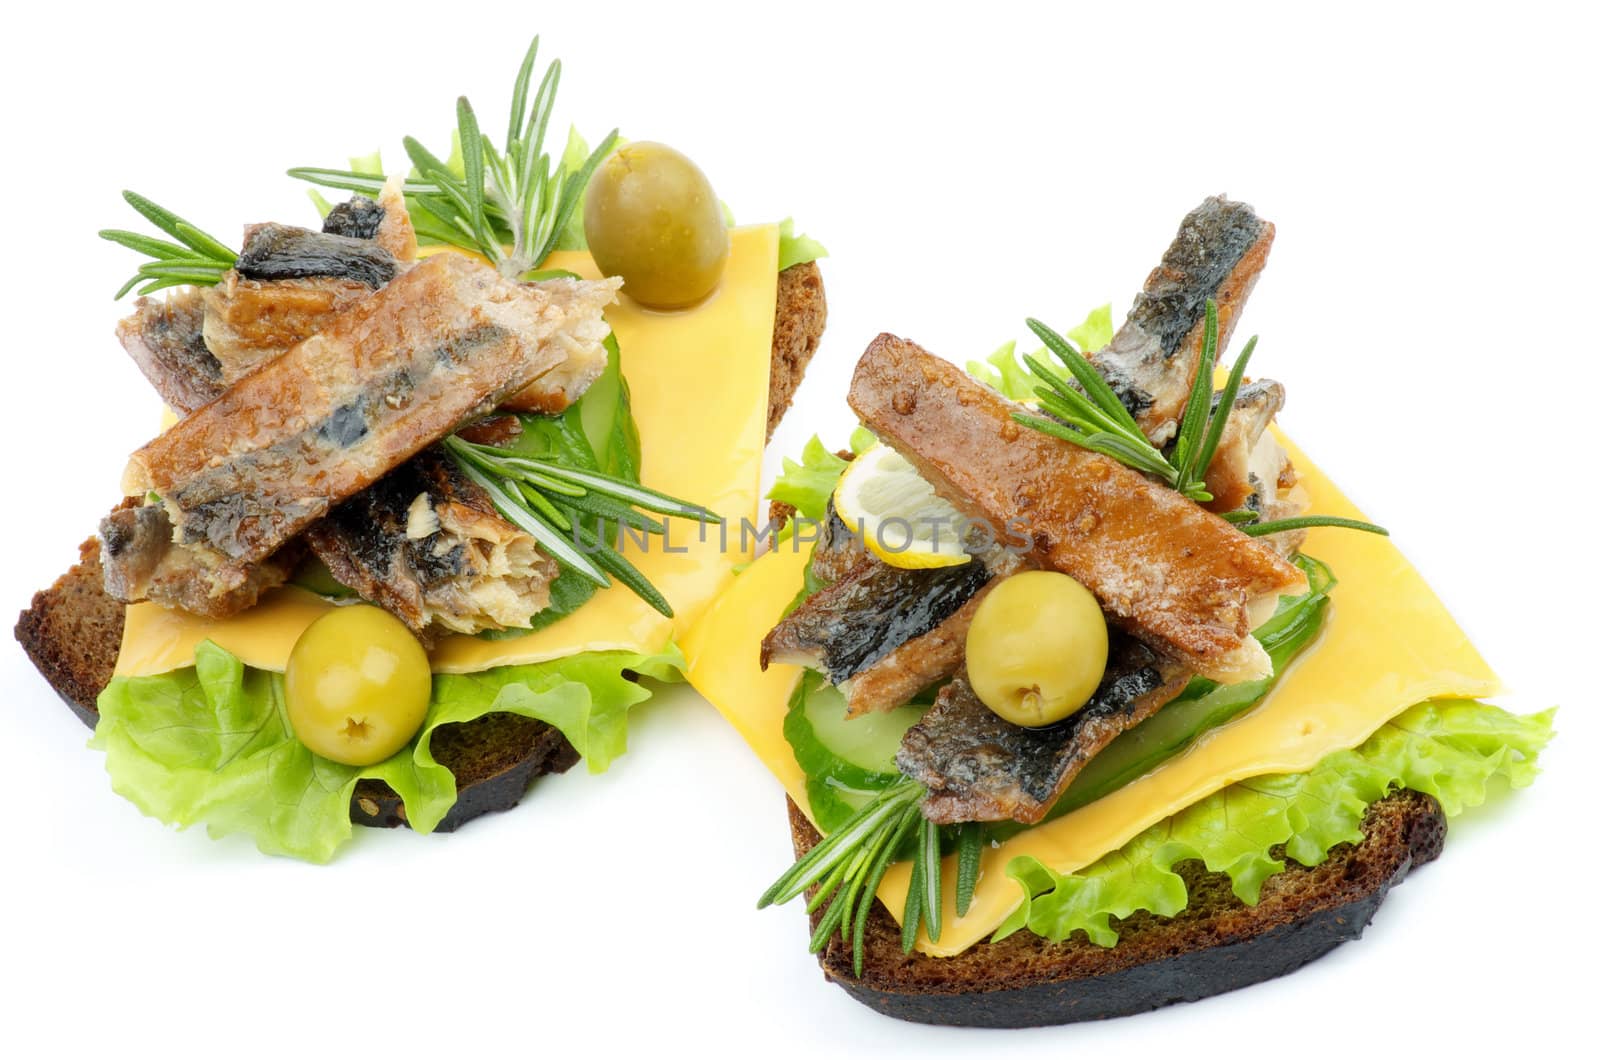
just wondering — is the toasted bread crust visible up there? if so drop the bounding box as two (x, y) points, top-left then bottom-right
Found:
(14, 539), (124, 729)
(16, 261), (824, 834)
(768, 262), (827, 438)
(789, 789), (1446, 1027)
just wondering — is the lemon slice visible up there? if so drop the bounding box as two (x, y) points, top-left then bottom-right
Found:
(832, 446), (972, 569)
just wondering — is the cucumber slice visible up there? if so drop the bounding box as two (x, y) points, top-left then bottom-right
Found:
(783, 673), (929, 791)
(805, 775), (879, 833)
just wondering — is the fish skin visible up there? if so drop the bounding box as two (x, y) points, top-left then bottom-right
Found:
(99, 503), (298, 618)
(1093, 195), (1275, 446)
(234, 222), (398, 288)
(123, 255), (620, 568)
(848, 334), (1306, 682)
(835, 580), (994, 716)
(321, 197), (385, 240)
(898, 646), (1190, 825)
(305, 447), (557, 639)
(114, 290), (226, 415)
(321, 186), (418, 263)
(808, 500), (871, 585)
(760, 550), (991, 685)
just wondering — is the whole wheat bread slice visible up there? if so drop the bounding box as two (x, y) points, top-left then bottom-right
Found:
(14, 262), (826, 833)
(788, 789), (1446, 1027)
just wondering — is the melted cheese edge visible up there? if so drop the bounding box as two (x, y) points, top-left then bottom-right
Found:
(114, 225), (780, 677)
(683, 432), (1500, 957)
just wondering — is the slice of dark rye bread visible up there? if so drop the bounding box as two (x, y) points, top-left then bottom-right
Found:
(788, 789), (1447, 1027)
(13, 261), (826, 834)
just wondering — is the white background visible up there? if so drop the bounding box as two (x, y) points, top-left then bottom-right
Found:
(1, 2), (1593, 1056)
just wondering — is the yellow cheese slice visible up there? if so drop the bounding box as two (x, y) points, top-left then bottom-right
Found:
(683, 432), (1500, 957)
(114, 225), (780, 677)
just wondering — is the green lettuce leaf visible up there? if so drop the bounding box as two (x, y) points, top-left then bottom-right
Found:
(552, 127), (610, 253)
(777, 218), (828, 271)
(967, 304), (1115, 400)
(768, 436), (850, 520)
(993, 699), (1555, 946)
(966, 341), (1039, 401)
(766, 430), (875, 521)
(93, 639), (682, 863)
(1065, 303), (1114, 353)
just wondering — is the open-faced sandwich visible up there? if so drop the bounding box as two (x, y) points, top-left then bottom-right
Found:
(14, 37), (827, 862)
(685, 195), (1553, 1026)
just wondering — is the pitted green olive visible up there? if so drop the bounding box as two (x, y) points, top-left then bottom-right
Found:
(583, 141), (729, 308)
(285, 605), (431, 766)
(965, 571), (1109, 727)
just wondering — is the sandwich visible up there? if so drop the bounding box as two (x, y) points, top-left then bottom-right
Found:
(683, 195), (1553, 1027)
(14, 36), (828, 862)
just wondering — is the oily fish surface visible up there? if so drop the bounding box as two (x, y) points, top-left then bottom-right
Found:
(682, 432), (1500, 957)
(114, 226), (780, 678)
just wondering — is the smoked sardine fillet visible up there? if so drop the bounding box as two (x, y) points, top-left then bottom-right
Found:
(898, 648), (1190, 825)
(761, 500), (1020, 714)
(122, 253), (620, 567)
(305, 447), (558, 637)
(99, 503), (298, 618)
(1093, 195), (1275, 446)
(848, 334), (1306, 682)
(115, 290), (226, 416)
(203, 203), (601, 411)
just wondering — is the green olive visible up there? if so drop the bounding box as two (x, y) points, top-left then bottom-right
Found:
(965, 571), (1109, 728)
(583, 141), (729, 308)
(285, 605), (432, 766)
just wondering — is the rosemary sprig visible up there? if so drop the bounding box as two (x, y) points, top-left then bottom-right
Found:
(442, 435), (720, 617)
(1016, 300), (1252, 503)
(1234, 514), (1389, 538)
(1015, 308), (1393, 539)
(100, 191), (238, 299)
(291, 38), (618, 280)
(759, 779), (956, 977)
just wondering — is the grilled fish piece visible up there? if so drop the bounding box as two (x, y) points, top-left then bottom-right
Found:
(898, 645), (1190, 825)
(99, 503), (299, 618)
(115, 289), (225, 415)
(849, 334), (1306, 682)
(306, 447), (557, 637)
(203, 220), (399, 379)
(202, 271), (374, 382)
(123, 254), (621, 569)
(204, 190), (422, 381)
(1093, 195), (1275, 446)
